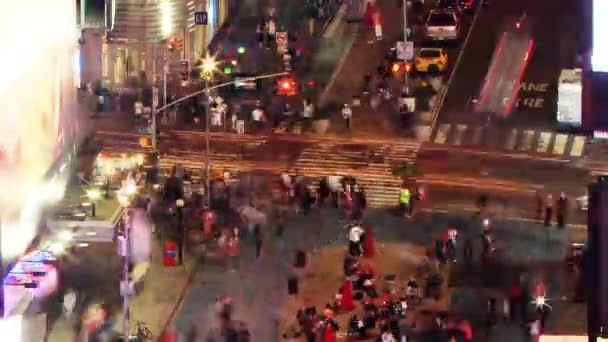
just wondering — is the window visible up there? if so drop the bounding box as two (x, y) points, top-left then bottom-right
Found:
(428, 13), (456, 27)
(419, 49), (441, 58)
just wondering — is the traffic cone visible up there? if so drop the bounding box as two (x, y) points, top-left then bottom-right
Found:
(363, 225), (375, 258)
(341, 279), (354, 311)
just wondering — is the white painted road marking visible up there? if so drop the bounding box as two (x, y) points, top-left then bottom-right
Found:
(570, 136), (586, 157)
(434, 124), (451, 144)
(472, 126), (484, 145)
(453, 124), (467, 146)
(505, 129), (518, 150)
(520, 130), (534, 151)
(553, 134), (568, 155)
(537, 132), (551, 153)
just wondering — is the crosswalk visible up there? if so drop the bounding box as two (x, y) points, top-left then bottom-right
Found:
(431, 123), (588, 158)
(158, 140), (422, 208)
(289, 142), (421, 207)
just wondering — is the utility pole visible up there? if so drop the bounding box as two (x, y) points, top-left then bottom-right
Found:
(204, 77), (211, 207)
(152, 45), (158, 151)
(403, 0), (410, 94)
(163, 48), (168, 117)
(122, 208), (131, 341)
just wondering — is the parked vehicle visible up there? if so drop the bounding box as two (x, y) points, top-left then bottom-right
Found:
(425, 10), (460, 42)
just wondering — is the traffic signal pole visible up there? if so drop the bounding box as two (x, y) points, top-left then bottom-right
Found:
(403, 0), (410, 94)
(152, 46), (158, 151)
(149, 72), (288, 151)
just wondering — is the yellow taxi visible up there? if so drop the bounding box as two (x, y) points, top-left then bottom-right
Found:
(414, 48), (448, 73)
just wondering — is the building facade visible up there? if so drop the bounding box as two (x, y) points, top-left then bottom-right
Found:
(101, 0), (231, 88)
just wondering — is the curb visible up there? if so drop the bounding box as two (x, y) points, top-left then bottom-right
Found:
(157, 261), (200, 337)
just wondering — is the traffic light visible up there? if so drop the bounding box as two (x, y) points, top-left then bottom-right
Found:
(392, 62), (411, 74)
(391, 62), (401, 73)
(223, 65), (233, 74)
(237, 45), (246, 54)
(277, 77), (296, 96)
(179, 60), (190, 81)
(167, 37), (177, 51)
(167, 37), (183, 52)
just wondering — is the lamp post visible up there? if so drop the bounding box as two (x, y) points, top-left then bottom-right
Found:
(201, 54), (218, 207)
(86, 188), (101, 217)
(117, 179), (137, 341)
(175, 199), (185, 264)
(402, 0), (410, 94)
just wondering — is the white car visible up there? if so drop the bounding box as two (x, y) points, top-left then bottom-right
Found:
(425, 10), (460, 42)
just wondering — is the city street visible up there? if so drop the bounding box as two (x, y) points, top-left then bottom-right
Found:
(171, 199), (586, 340)
(431, 0), (584, 157)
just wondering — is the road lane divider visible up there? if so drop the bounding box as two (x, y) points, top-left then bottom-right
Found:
(429, 0), (485, 132)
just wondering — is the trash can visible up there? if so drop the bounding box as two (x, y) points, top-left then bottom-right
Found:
(163, 240), (177, 266)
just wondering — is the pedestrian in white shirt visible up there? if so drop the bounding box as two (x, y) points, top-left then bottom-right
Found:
(327, 174), (343, 208)
(302, 99), (314, 121)
(251, 107), (265, 132)
(342, 104), (352, 130)
(348, 224), (365, 256)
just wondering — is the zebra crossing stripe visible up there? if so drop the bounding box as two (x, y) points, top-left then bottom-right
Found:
(434, 124), (450, 144)
(570, 136), (586, 157)
(537, 132), (551, 153)
(505, 129), (518, 150)
(520, 130), (534, 151)
(454, 124), (467, 146)
(472, 126), (484, 145)
(553, 134), (568, 155)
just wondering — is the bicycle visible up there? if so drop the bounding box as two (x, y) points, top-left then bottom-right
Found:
(136, 321), (153, 341)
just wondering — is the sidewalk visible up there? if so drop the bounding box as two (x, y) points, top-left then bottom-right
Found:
(46, 238), (197, 341)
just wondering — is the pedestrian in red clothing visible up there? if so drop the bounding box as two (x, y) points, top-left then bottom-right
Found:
(202, 207), (216, 240)
(341, 279), (355, 311)
(364, 1), (375, 26)
(362, 225), (375, 258)
(323, 323), (336, 342)
(226, 232), (240, 271)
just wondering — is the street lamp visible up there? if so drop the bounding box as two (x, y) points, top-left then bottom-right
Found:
(86, 188), (101, 217)
(201, 53), (218, 207)
(117, 182), (137, 341)
(176, 199), (185, 264)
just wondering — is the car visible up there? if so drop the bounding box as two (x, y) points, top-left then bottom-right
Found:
(414, 48), (448, 73)
(425, 10), (460, 42)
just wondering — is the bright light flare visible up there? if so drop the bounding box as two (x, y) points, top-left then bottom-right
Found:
(48, 243), (66, 255)
(87, 188), (101, 201)
(160, 1), (174, 38)
(57, 230), (73, 242)
(201, 54), (218, 76)
(532, 295), (552, 310)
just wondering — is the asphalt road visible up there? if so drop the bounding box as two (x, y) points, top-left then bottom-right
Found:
(319, 0), (473, 138)
(437, 0), (578, 129)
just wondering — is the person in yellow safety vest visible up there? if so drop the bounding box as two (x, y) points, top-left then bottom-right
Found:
(399, 187), (411, 217)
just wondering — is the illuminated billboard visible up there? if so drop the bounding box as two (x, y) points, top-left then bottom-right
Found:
(592, 0), (608, 72)
(0, 0), (77, 207)
(0, 0), (79, 260)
